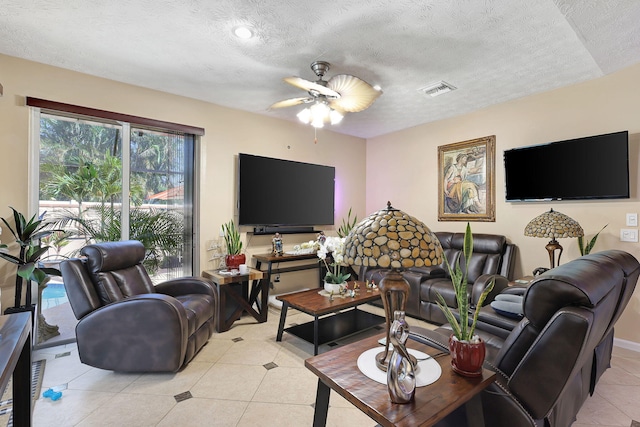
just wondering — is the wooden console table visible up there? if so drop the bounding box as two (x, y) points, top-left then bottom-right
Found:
(0, 312), (33, 426)
(202, 268), (266, 332)
(252, 252), (324, 288)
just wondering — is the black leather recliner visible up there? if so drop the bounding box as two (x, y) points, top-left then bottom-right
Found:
(60, 240), (218, 372)
(412, 249), (639, 427)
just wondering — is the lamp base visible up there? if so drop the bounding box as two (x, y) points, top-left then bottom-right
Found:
(376, 270), (410, 372)
(545, 238), (563, 269)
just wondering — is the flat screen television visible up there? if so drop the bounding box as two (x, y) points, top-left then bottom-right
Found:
(504, 131), (629, 201)
(238, 153), (335, 229)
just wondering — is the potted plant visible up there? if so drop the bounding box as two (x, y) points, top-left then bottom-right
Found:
(435, 222), (494, 377)
(0, 207), (63, 313)
(222, 220), (245, 270)
(317, 235), (351, 293)
(578, 224), (607, 256)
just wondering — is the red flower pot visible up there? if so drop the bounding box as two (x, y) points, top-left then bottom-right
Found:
(449, 335), (486, 377)
(225, 254), (246, 270)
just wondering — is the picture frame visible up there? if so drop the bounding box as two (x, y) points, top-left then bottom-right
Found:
(438, 135), (496, 222)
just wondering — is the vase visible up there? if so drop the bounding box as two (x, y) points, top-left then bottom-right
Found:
(324, 281), (346, 294)
(225, 254), (246, 270)
(449, 335), (485, 377)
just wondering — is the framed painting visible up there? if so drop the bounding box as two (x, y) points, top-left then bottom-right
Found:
(438, 135), (496, 222)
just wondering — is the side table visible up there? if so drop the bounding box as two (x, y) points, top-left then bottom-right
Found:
(202, 268), (266, 332)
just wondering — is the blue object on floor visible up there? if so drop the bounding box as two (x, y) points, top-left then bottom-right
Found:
(42, 388), (62, 401)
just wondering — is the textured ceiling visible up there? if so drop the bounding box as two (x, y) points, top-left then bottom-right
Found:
(1, 0), (639, 138)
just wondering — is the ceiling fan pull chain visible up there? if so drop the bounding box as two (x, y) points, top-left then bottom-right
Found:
(314, 127), (318, 144)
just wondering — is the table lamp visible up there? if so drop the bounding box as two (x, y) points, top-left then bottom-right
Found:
(524, 208), (583, 269)
(344, 202), (443, 371)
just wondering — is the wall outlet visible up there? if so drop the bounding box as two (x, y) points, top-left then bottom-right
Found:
(620, 229), (638, 242)
(626, 213), (638, 227)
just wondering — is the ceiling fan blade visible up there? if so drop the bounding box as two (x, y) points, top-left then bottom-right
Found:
(269, 97), (313, 109)
(327, 74), (382, 112)
(283, 76), (340, 98)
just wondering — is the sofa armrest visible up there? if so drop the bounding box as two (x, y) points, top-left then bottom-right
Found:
(155, 276), (216, 298)
(76, 294), (188, 372)
(470, 274), (509, 307)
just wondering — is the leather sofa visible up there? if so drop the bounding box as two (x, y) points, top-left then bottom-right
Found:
(360, 231), (516, 324)
(411, 249), (639, 427)
(60, 240), (218, 372)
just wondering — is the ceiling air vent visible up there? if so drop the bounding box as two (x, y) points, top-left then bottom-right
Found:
(418, 81), (456, 97)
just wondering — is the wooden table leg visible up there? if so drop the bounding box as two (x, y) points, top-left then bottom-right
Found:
(314, 315), (319, 355)
(276, 301), (289, 341)
(312, 379), (330, 427)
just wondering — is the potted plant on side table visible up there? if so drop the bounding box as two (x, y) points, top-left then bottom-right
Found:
(435, 222), (495, 377)
(222, 219), (245, 270)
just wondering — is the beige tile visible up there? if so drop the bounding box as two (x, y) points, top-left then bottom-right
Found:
(76, 393), (176, 426)
(612, 346), (640, 359)
(236, 401), (314, 427)
(157, 397), (248, 427)
(122, 361), (212, 396)
(252, 366), (319, 405)
(272, 344), (309, 368)
(68, 367), (141, 393)
(612, 355), (640, 376)
(574, 391), (632, 426)
(33, 389), (117, 426)
(595, 384), (640, 421)
(190, 363), (266, 401)
(217, 338), (281, 365)
(599, 366), (640, 386)
(191, 338), (235, 363)
(40, 351), (93, 389)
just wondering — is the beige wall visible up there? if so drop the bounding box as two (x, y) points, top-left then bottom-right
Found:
(0, 53), (367, 308)
(367, 63), (640, 345)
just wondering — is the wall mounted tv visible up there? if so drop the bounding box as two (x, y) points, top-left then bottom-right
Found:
(504, 130), (629, 201)
(238, 153), (335, 231)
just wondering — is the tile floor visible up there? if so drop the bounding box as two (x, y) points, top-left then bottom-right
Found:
(32, 304), (640, 427)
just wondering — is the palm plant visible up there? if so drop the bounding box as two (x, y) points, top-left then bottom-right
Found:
(337, 208), (358, 238)
(0, 207), (63, 309)
(52, 206), (184, 274)
(435, 223), (495, 342)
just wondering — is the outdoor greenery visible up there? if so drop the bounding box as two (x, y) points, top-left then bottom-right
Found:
(435, 223), (495, 342)
(38, 115), (189, 273)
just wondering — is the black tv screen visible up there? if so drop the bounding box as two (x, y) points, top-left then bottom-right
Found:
(504, 131), (629, 201)
(238, 154), (335, 226)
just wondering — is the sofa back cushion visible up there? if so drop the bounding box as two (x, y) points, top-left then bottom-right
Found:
(81, 240), (155, 305)
(435, 232), (512, 283)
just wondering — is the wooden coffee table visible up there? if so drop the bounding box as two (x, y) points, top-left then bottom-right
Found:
(276, 281), (384, 355)
(305, 332), (496, 427)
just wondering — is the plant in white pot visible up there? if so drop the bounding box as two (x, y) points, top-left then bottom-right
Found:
(435, 222), (494, 377)
(317, 235), (351, 293)
(222, 220), (245, 270)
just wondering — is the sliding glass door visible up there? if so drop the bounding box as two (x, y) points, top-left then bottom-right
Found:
(37, 112), (196, 280)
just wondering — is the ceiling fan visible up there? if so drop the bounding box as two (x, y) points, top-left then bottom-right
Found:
(269, 61), (382, 128)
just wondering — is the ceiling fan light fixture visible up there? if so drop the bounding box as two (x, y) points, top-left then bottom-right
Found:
(330, 109), (343, 125)
(233, 25), (254, 39)
(297, 101), (342, 128)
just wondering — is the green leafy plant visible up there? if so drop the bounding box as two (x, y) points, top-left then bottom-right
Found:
(337, 208), (358, 238)
(0, 207), (64, 308)
(578, 224), (607, 256)
(222, 220), (243, 255)
(435, 223), (494, 342)
(51, 206), (184, 274)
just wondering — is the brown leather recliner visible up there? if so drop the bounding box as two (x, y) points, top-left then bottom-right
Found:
(411, 249), (639, 427)
(60, 240), (218, 372)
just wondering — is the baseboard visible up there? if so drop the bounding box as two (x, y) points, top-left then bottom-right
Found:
(614, 337), (640, 353)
